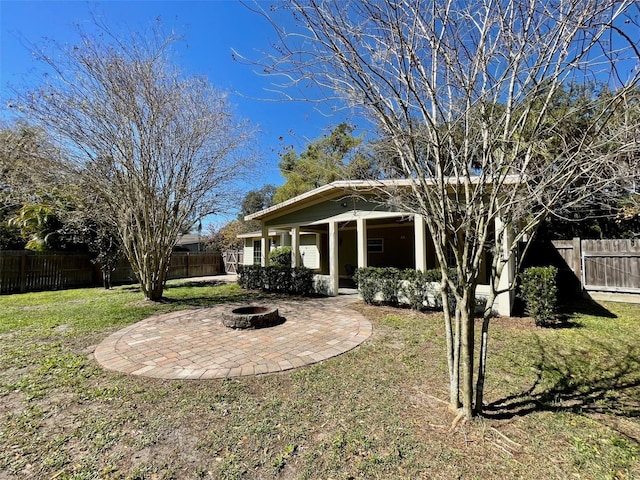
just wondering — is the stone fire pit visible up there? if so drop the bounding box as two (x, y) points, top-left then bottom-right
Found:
(222, 306), (280, 329)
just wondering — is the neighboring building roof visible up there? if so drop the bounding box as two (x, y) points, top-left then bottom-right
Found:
(245, 176), (521, 222)
(176, 234), (203, 246)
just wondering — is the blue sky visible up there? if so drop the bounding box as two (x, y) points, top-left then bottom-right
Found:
(0, 0), (360, 223)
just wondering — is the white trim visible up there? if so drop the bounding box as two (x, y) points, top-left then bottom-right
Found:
(329, 221), (339, 296)
(357, 217), (367, 268)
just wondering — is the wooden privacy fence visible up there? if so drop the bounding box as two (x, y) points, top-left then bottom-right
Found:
(0, 251), (223, 295)
(167, 252), (222, 279)
(525, 238), (640, 296)
(0, 252), (96, 294)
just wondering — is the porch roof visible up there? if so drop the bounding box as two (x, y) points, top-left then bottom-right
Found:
(245, 176), (521, 223)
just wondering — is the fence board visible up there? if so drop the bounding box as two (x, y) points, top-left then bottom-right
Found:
(526, 238), (640, 296)
(582, 239), (640, 292)
(0, 251), (223, 295)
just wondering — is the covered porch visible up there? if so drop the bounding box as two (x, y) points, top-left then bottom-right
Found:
(242, 181), (515, 316)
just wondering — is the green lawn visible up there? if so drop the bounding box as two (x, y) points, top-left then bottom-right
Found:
(0, 280), (638, 479)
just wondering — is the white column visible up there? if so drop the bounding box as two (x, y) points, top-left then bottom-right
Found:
(291, 226), (300, 268)
(414, 214), (427, 272)
(495, 217), (515, 316)
(260, 225), (269, 267)
(329, 221), (339, 296)
(356, 217), (367, 269)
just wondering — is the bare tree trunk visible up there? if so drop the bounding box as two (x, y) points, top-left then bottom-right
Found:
(474, 307), (492, 415)
(459, 292), (475, 418)
(441, 281), (460, 410)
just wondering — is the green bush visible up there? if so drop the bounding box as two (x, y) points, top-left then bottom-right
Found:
(354, 267), (441, 310)
(237, 264), (313, 296)
(355, 267), (447, 308)
(401, 269), (441, 310)
(379, 267), (402, 306)
(520, 266), (558, 326)
(269, 246), (292, 267)
(353, 268), (379, 304)
(291, 267), (314, 295)
(262, 266), (291, 292)
(237, 265), (262, 290)
(353, 267), (376, 304)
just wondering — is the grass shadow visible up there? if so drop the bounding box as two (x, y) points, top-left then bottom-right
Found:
(164, 280), (230, 289)
(539, 315), (585, 329)
(484, 336), (640, 432)
(559, 295), (618, 319)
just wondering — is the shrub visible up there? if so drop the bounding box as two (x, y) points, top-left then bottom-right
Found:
(237, 264), (313, 296)
(262, 266), (291, 292)
(378, 267), (402, 306)
(269, 246), (292, 267)
(353, 268), (379, 304)
(355, 267), (446, 308)
(237, 265), (262, 290)
(520, 266), (558, 326)
(291, 267), (313, 295)
(400, 269), (441, 310)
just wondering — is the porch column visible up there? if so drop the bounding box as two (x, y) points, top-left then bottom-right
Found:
(290, 226), (300, 268)
(495, 217), (515, 316)
(260, 226), (269, 267)
(414, 214), (427, 272)
(356, 217), (367, 269)
(328, 220), (339, 296)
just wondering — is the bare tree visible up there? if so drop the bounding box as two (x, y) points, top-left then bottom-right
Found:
(250, 0), (640, 418)
(12, 21), (254, 300)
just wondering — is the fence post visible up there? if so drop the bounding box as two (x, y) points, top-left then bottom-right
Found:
(572, 236), (583, 295)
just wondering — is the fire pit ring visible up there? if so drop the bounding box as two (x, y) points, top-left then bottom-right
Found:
(222, 306), (281, 329)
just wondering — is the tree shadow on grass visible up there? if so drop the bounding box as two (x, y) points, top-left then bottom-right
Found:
(165, 280), (237, 289)
(484, 335), (640, 438)
(559, 295), (618, 319)
(530, 297), (618, 329)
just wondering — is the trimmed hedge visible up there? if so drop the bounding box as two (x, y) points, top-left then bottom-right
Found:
(354, 266), (449, 309)
(237, 264), (313, 295)
(519, 266), (558, 326)
(354, 267), (401, 306)
(401, 268), (443, 310)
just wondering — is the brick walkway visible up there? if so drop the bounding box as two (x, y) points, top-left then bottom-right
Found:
(94, 296), (372, 380)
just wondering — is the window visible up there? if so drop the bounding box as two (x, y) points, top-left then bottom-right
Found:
(367, 238), (384, 254)
(253, 240), (262, 265)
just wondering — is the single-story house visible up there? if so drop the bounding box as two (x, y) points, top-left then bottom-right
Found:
(240, 179), (517, 316)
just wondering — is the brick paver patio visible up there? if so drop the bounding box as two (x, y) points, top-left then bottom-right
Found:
(94, 296), (372, 380)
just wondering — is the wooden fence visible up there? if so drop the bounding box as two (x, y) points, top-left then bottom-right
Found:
(524, 238), (640, 296)
(0, 251), (223, 295)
